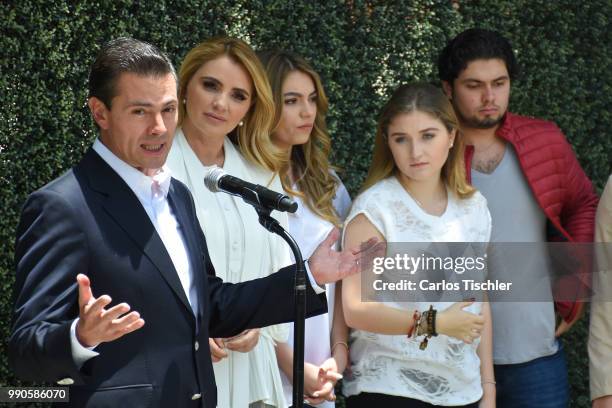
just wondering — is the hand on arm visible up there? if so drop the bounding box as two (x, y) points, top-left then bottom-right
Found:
(436, 301), (485, 344)
(75, 274), (144, 347)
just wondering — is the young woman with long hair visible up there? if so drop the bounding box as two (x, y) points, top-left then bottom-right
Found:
(342, 83), (495, 407)
(259, 50), (351, 407)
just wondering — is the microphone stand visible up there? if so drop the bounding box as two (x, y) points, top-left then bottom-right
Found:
(254, 206), (307, 408)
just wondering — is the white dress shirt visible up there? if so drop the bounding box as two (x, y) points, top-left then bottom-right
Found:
(71, 139), (197, 365)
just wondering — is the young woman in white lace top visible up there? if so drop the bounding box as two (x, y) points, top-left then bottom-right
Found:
(342, 83), (495, 407)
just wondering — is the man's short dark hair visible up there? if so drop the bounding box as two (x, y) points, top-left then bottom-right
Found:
(438, 28), (519, 85)
(88, 37), (176, 108)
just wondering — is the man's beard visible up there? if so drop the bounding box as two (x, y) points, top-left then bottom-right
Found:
(452, 99), (505, 129)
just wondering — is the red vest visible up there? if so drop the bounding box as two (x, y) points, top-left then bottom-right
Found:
(464, 112), (598, 322)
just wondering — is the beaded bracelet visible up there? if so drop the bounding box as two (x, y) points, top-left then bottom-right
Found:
(407, 310), (420, 338)
(426, 305), (438, 337)
(412, 311), (423, 340)
(418, 305), (438, 350)
(431, 306), (438, 337)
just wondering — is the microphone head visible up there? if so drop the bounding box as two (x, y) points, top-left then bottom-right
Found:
(204, 166), (225, 192)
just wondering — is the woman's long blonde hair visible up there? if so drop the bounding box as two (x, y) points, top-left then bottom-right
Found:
(259, 50), (342, 226)
(362, 83), (475, 198)
(178, 37), (284, 173)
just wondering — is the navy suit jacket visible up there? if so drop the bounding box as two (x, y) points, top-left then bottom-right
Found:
(10, 149), (326, 408)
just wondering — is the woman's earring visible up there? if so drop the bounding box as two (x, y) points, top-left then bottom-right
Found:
(238, 121), (244, 127)
(182, 99), (186, 105)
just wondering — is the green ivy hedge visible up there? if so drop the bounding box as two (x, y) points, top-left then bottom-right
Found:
(1, 1), (610, 407)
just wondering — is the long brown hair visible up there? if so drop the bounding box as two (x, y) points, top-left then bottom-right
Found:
(178, 37), (284, 173)
(362, 83), (474, 198)
(259, 50), (342, 226)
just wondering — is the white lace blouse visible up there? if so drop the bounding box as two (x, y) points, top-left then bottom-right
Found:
(342, 176), (491, 406)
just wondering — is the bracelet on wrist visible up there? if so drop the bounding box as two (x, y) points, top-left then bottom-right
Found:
(431, 307), (438, 337)
(407, 310), (420, 337)
(411, 310), (423, 340)
(331, 341), (349, 355)
(418, 305), (438, 350)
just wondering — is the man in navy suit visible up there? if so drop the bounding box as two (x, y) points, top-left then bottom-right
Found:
(9, 37), (367, 408)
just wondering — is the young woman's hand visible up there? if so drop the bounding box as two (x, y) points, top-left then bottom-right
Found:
(224, 329), (260, 353)
(209, 338), (228, 362)
(303, 359), (343, 405)
(437, 301), (485, 343)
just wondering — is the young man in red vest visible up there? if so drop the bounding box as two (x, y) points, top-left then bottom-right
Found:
(438, 28), (598, 408)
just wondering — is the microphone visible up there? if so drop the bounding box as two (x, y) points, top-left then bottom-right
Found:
(204, 167), (298, 213)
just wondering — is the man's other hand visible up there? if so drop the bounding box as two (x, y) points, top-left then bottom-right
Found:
(75, 274), (145, 347)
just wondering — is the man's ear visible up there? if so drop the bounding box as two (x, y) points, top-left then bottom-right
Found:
(442, 81), (452, 99)
(88, 97), (110, 130)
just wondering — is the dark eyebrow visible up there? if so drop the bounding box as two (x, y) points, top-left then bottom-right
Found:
(419, 127), (441, 133)
(201, 76), (220, 85)
(463, 75), (509, 83)
(389, 127), (440, 138)
(389, 132), (408, 137)
(202, 76), (250, 97)
(126, 101), (153, 107)
(125, 98), (177, 108)
(283, 90), (317, 98)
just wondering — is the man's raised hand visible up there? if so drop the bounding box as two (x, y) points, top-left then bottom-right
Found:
(308, 228), (383, 285)
(75, 274), (145, 347)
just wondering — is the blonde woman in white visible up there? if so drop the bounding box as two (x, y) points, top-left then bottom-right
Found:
(167, 37), (290, 408)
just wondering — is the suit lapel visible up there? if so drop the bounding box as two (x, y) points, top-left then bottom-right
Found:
(80, 149), (193, 315)
(167, 181), (206, 323)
